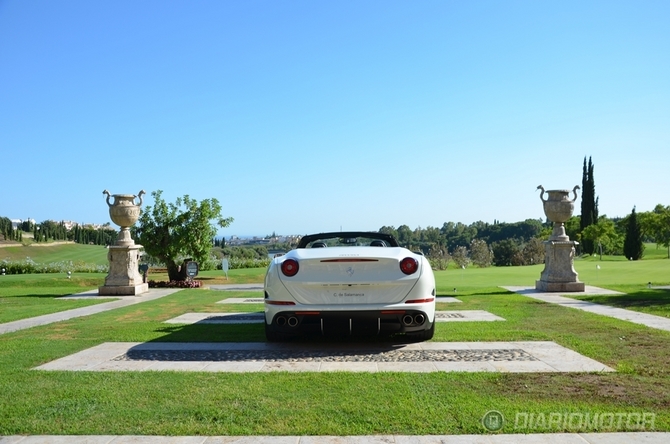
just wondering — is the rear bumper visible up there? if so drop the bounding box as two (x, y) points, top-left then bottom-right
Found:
(265, 307), (434, 337)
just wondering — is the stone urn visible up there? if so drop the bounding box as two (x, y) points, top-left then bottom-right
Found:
(537, 185), (579, 241)
(103, 190), (145, 246)
(535, 184), (585, 292)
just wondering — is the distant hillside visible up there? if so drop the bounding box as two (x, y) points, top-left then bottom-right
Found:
(0, 243), (109, 266)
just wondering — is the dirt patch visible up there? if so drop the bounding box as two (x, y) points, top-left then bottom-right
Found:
(498, 373), (670, 408)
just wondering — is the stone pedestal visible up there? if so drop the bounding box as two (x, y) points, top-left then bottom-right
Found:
(98, 189), (148, 296)
(99, 244), (148, 295)
(535, 240), (585, 292)
(535, 185), (585, 293)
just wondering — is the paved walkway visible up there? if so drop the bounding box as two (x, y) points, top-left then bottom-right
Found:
(503, 286), (670, 332)
(209, 284), (263, 291)
(0, 289), (180, 335)
(35, 340), (613, 373)
(2, 433), (670, 443)
(162, 310), (504, 325)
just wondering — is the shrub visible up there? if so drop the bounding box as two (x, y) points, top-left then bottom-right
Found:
(0, 258), (108, 274)
(218, 258), (271, 270)
(148, 280), (203, 288)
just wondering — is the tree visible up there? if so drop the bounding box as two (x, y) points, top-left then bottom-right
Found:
(451, 245), (470, 269)
(641, 204), (670, 258)
(470, 239), (493, 267)
(134, 190), (233, 281)
(623, 207), (644, 260)
(396, 225), (413, 248)
(521, 237), (545, 266)
(427, 245), (451, 271)
(580, 156), (599, 255)
(581, 217), (619, 260)
(378, 226), (398, 240)
(491, 238), (520, 266)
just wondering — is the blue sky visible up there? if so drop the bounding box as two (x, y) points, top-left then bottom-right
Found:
(1, 0), (668, 238)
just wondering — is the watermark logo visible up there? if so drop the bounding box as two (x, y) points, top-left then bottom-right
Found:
(482, 410), (505, 432)
(481, 410), (656, 432)
(513, 412), (656, 431)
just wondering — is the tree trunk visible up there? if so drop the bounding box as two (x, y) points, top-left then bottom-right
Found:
(166, 261), (187, 282)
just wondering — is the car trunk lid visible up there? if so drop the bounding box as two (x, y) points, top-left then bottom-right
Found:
(278, 247), (421, 305)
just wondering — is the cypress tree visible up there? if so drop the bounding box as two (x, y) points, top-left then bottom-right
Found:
(580, 156), (598, 254)
(623, 207), (644, 260)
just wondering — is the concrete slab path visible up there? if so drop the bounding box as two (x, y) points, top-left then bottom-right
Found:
(34, 340), (613, 373)
(504, 286), (670, 332)
(163, 310), (504, 325)
(0, 289), (180, 335)
(2, 433), (669, 443)
(209, 284), (263, 292)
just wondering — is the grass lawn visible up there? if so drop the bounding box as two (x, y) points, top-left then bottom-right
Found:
(570, 286), (670, 319)
(0, 274), (112, 324)
(1, 250), (669, 435)
(0, 243), (110, 266)
(0, 268), (265, 324)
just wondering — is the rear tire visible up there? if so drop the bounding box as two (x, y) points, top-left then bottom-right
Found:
(265, 322), (289, 342)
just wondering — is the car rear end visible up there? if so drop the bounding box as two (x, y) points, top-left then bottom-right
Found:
(264, 246), (436, 340)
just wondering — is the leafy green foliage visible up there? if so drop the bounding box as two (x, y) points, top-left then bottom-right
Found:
(469, 238), (493, 267)
(0, 217), (21, 242)
(640, 204), (670, 258)
(491, 238), (518, 266)
(134, 190), (233, 281)
(148, 280), (202, 288)
(581, 217), (622, 259)
(623, 207), (644, 260)
(451, 245), (470, 268)
(427, 245), (451, 270)
(580, 156), (599, 255)
(0, 258), (107, 274)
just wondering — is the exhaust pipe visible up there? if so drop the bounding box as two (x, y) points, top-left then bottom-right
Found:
(402, 314), (414, 326)
(414, 314), (425, 325)
(275, 316), (287, 326)
(287, 316), (299, 327)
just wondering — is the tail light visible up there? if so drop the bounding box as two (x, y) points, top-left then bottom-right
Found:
(399, 257), (418, 275)
(281, 259), (299, 277)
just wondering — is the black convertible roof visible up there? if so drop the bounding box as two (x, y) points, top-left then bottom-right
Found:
(297, 231), (399, 248)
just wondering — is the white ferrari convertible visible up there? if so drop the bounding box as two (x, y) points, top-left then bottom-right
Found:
(264, 231), (436, 341)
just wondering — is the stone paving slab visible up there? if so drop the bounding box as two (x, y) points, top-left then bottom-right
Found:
(435, 297), (462, 303)
(58, 293), (139, 300)
(163, 311), (503, 325)
(435, 311), (504, 322)
(504, 286), (670, 332)
(216, 298), (265, 304)
(3, 433), (670, 443)
(208, 284), (264, 292)
(164, 312), (265, 324)
(34, 341), (613, 373)
(0, 289), (180, 335)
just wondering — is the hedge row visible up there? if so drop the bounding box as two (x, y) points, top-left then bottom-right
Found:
(0, 258), (108, 274)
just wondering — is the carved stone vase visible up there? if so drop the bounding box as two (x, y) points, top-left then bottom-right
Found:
(99, 190), (148, 296)
(535, 185), (585, 292)
(104, 190), (145, 246)
(538, 186), (578, 241)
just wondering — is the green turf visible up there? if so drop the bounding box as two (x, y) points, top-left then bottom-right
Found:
(0, 274), (111, 323)
(0, 284), (669, 434)
(0, 249), (669, 435)
(0, 243), (110, 265)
